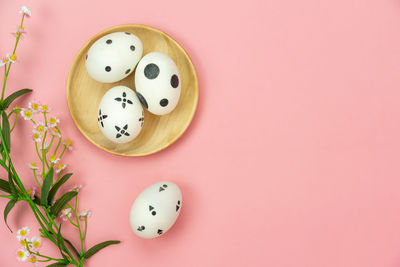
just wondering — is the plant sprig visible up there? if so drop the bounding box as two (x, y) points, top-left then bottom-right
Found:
(0, 6), (120, 266)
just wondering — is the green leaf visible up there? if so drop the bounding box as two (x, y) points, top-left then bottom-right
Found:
(46, 263), (67, 267)
(3, 88), (32, 109)
(50, 191), (77, 216)
(48, 173), (72, 205)
(3, 199), (17, 232)
(0, 179), (10, 193)
(64, 238), (80, 258)
(2, 112), (10, 152)
(41, 168), (54, 206)
(83, 240), (120, 259)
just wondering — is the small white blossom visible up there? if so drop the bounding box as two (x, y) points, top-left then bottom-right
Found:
(28, 162), (39, 170)
(16, 227), (30, 241)
(49, 117), (59, 127)
(56, 163), (66, 173)
(69, 184), (82, 192)
(79, 209), (92, 221)
(20, 6), (32, 17)
(49, 155), (60, 164)
(30, 236), (42, 251)
(20, 108), (33, 120)
(28, 100), (41, 113)
(16, 247), (30, 262)
(60, 208), (72, 221)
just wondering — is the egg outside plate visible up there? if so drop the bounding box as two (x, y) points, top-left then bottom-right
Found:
(66, 25), (199, 156)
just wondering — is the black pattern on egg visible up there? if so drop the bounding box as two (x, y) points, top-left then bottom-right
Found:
(134, 52), (181, 115)
(130, 181), (182, 239)
(97, 86), (143, 144)
(85, 32), (143, 83)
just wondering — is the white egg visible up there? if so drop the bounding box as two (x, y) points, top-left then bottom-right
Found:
(130, 181), (182, 239)
(86, 32), (143, 83)
(134, 52), (181, 115)
(98, 86), (144, 143)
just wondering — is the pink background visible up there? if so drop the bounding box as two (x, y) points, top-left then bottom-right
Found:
(1, 0), (400, 266)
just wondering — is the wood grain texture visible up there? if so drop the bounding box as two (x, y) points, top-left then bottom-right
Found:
(66, 25), (198, 156)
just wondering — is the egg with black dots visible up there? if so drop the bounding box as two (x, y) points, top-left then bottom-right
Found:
(130, 181), (182, 239)
(86, 32), (143, 83)
(97, 86), (144, 143)
(134, 52), (181, 115)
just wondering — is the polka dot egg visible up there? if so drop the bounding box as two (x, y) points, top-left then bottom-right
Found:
(135, 52), (181, 115)
(86, 32), (143, 83)
(98, 85), (144, 143)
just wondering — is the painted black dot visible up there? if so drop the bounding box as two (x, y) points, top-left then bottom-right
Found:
(144, 63), (160, 79)
(105, 66), (111, 72)
(125, 69), (131, 74)
(151, 211), (156, 216)
(163, 184), (168, 188)
(171, 74), (179, 88)
(157, 229), (163, 235)
(160, 98), (169, 107)
(106, 39), (112, 44)
(178, 200), (181, 205)
(86, 54), (88, 60)
(137, 226), (145, 231)
(125, 32), (131, 35)
(130, 45), (135, 51)
(136, 92), (148, 109)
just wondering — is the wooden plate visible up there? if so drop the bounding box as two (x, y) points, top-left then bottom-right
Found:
(66, 25), (199, 156)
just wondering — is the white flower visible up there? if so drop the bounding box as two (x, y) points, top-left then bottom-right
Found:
(49, 117), (59, 127)
(16, 247), (30, 262)
(33, 122), (46, 135)
(63, 139), (72, 150)
(49, 126), (61, 138)
(20, 6), (32, 17)
(19, 237), (29, 247)
(56, 163), (66, 173)
(28, 254), (38, 266)
(49, 155), (60, 164)
(32, 131), (41, 143)
(60, 208), (72, 221)
(39, 104), (51, 113)
(0, 55), (9, 67)
(26, 187), (36, 200)
(28, 162), (39, 170)
(6, 53), (17, 63)
(13, 25), (26, 38)
(20, 108), (33, 120)
(79, 209), (92, 221)
(30, 236), (42, 251)
(69, 184), (82, 192)
(17, 227), (30, 241)
(28, 100), (41, 113)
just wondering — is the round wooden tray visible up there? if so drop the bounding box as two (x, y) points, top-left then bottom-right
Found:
(66, 25), (198, 156)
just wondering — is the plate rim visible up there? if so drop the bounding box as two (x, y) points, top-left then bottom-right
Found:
(66, 24), (199, 157)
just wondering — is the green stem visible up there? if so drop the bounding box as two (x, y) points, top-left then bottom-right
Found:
(35, 142), (43, 161)
(1, 14), (25, 102)
(10, 113), (18, 133)
(33, 170), (41, 188)
(83, 217), (88, 239)
(54, 136), (62, 154)
(41, 130), (48, 178)
(0, 195), (12, 199)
